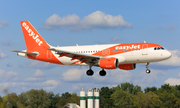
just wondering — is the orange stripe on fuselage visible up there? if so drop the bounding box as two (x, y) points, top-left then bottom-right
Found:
(93, 43), (162, 56)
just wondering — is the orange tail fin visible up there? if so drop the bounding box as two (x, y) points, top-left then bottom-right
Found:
(20, 21), (49, 51)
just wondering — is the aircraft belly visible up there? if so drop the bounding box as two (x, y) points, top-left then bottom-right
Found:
(57, 57), (72, 65)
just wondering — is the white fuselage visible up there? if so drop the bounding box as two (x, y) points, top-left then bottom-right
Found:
(51, 44), (171, 66)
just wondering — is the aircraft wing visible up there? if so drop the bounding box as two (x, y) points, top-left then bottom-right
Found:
(11, 50), (39, 57)
(48, 48), (104, 64)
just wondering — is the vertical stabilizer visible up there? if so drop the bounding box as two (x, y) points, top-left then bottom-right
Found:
(20, 21), (49, 51)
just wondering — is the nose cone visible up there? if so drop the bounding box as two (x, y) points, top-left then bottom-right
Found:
(164, 51), (172, 59)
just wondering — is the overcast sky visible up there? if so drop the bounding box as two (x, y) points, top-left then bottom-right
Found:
(0, 0), (180, 95)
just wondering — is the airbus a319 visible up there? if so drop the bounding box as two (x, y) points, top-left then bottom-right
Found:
(12, 21), (172, 76)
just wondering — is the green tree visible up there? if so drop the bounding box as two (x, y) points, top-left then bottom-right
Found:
(144, 86), (157, 93)
(6, 93), (19, 108)
(158, 90), (178, 108)
(0, 96), (5, 108)
(136, 91), (162, 108)
(100, 87), (115, 108)
(175, 99), (180, 108)
(175, 85), (180, 91)
(111, 90), (134, 108)
(116, 82), (142, 95)
(18, 89), (50, 108)
(56, 92), (74, 108)
(56, 98), (67, 108)
(161, 84), (172, 92)
(61, 92), (71, 99)
(68, 93), (80, 105)
(48, 92), (61, 108)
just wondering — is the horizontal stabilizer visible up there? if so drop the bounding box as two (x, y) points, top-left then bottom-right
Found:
(11, 50), (39, 57)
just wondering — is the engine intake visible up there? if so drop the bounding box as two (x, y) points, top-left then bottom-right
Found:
(99, 58), (118, 69)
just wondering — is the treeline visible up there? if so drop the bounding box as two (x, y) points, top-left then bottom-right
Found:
(0, 83), (180, 108)
(100, 83), (180, 108)
(0, 89), (79, 108)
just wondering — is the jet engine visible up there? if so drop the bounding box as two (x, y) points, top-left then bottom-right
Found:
(99, 58), (118, 69)
(118, 64), (136, 70)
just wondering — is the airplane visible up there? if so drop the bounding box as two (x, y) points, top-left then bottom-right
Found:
(12, 21), (172, 76)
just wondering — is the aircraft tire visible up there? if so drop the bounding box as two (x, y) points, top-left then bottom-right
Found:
(86, 69), (94, 76)
(99, 69), (106, 76)
(146, 69), (151, 74)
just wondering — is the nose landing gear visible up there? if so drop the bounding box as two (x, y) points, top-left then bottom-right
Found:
(146, 63), (151, 74)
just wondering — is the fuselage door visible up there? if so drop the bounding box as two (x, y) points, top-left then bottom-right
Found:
(142, 44), (148, 55)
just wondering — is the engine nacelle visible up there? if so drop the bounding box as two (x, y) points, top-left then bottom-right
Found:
(118, 64), (136, 70)
(99, 58), (118, 69)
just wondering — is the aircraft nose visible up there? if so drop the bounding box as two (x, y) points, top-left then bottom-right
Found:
(164, 50), (172, 59)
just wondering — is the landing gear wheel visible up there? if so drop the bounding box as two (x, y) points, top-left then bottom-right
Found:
(99, 69), (106, 76)
(86, 69), (94, 76)
(146, 69), (151, 74)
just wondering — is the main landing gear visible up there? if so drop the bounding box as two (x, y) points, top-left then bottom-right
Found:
(86, 69), (94, 76)
(86, 68), (106, 76)
(86, 65), (94, 76)
(146, 63), (151, 74)
(99, 69), (106, 76)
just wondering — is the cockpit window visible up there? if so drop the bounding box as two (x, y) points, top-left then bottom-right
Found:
(154, 47), (165, 50)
